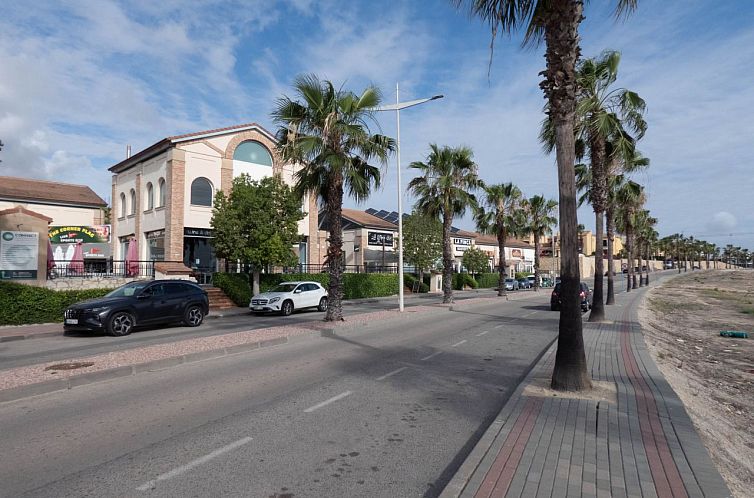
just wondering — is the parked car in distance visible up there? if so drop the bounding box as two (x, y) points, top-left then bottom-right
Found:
(250, 281), (328, 316)
(541, 277), (554, 287)
(664, 260), (674, 269)
(64, 280), (209, 337)
(504, 278), (519, 291)
(517, 278), (531, 289)
(527, 275), (537, 287)
(550, 282), (592, 312)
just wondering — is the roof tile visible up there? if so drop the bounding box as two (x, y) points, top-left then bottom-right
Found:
(0, 176), (107, 208)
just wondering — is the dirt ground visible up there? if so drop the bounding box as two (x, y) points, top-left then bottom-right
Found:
(639, 270), (754, 498)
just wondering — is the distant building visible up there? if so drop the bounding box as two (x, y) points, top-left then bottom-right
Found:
(0, 175), (107, 226)
(108, 123), (319, 280)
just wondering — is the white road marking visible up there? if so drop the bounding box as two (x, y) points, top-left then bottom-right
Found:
(451, 340), (467, 347)
(303, 391), (353, 413)
(420, 351), (443, 361)
(376, 367), (407, 381)
(522, 311), (537, 317)
(476, 331), (489, 337)
(137, 437), (253, 491)
(494, 324), (503, 329)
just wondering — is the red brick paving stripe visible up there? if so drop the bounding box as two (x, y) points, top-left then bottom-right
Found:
(619, 315), (689, 498)
(474, 397), (544, 498)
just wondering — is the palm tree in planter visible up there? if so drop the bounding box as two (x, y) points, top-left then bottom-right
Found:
(272, 74), (394, 321)
(521, 195), (558, 292)
(409, 144), (482, 304)
(474, 182), (522, 297)
(453, 0), (642, 391)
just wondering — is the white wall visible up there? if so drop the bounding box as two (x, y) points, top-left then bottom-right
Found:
(0, 200), (101, 226)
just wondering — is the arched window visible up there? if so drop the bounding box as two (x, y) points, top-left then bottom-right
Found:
(233, 141), (273, 166)
(145, 182), (154, 211)
(158, 178), (166, 207)
(190, 177), (213, 206)
(120, 193), (126, 218)
(129, 189), (136, 215)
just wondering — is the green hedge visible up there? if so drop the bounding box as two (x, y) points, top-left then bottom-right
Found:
(213, 272), (252, 307)
(0, 281), (111, 325)
(214, 271), (398, 305)
(452, 273), (478, 290)
(476, 273), (501, 289)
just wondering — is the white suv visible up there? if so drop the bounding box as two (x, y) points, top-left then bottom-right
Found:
(249, 281), (328, 316)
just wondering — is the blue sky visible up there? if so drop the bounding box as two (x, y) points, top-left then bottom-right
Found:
(1, 0), (753, 251)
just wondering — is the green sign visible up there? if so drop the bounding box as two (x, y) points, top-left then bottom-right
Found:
(48, 225), (111, 244)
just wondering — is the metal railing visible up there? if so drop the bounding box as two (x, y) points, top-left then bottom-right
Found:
(49, 259), (156, 279)
(222, 262), (400, 275)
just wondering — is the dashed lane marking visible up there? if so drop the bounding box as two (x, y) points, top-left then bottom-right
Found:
(137, 437), (253, 491)
(303, 391), (353, 413)
(420, 351), (443, 361)
(376, 367), (407, 381)
(451, 340), (467, 347)
(476, 331), (489, 337)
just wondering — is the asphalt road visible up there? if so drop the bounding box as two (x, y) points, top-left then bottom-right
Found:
(0, 288), (513, 370)
(1, 291), (561, 498)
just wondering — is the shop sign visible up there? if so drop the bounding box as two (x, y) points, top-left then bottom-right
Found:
(146, 230), (165, 239)
(511, 248), (522, 258)
(0, 231), (38, 279)
(48, 225), (111, 243)
(453, 237), (471, 246)
(184, 227), (214, 238)
(367, 231), (393, 246)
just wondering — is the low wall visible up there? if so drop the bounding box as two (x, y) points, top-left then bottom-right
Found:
(44, 277), (144, 291)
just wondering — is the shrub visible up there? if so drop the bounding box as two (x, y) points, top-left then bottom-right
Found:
(476, 273), (500, 289)
(403, 274), (429, 293)
(343, 273), (398, 299)
(452, 273), (478, 290)
(0, 281), (111, 325)
(212, 272), (251, 306)
(515, 271), (531, 280)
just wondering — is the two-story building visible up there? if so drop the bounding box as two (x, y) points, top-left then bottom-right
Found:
(108, 123), (319, 278)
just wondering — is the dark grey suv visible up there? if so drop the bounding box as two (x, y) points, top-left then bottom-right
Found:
(64, 280), (209, 336)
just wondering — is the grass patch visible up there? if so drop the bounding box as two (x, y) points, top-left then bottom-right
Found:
(648, 298), (697, 314)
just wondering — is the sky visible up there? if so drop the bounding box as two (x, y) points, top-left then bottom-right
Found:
(1, 0), (752, 251)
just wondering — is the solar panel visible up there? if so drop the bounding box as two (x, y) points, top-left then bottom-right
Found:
(365, 208), (378, 215)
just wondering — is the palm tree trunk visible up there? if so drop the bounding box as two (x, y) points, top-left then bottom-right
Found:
(626, 228), (634, 292)
(589, 211), (605, 321)
(324, 181), (345, 321)
(442, 210), (453, 304)
(546, 0), (591, 392)
(533, 233), (541, 291)
(638, 245), (644, 287)
(606, 207), (616, 305)
(497, 231), (508, 297)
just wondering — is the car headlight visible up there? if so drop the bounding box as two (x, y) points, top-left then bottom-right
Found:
(269, 297), (280, 304)
(84, 307), (109, 314)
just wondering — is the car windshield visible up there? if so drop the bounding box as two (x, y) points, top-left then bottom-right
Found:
(105, 282), (149, 298)
(269, 283), (299, 293)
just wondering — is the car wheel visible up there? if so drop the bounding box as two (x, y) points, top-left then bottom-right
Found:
(107, 311), (134, 337)
(318, 296), (328, 312)
(183, 305), (204, 327)
(281, 300), (294, 316)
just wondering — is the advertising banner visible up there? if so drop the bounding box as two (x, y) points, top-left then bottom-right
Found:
(0, 231), (39, 279)
(367, 231), (393, 247)
(48, 225), (111, 244)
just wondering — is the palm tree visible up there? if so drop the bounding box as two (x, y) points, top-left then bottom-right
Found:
(634, 210), (657, 285)
(409, 144), (482, 304)
(474, 182), (523, 297)
(453, 0), (639, 391)
(614, 179), (644, 292)
(521, 195), (558, 292)
(272, 75), (394, 321)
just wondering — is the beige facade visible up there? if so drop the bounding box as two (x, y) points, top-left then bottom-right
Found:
(109, 123), (318, 274)
(453, 230), (535, 276)
(538, 231), (625, 259)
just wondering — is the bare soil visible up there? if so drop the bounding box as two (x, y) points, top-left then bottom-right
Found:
(639, 270), (754, 498)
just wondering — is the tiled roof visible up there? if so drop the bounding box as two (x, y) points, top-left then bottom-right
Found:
(469, 231), (533, 248)
(109, 122), (276, 173)
(0, 176), (106, 208)
(341, 209), (397, 230)
(0, 205), (53, 222)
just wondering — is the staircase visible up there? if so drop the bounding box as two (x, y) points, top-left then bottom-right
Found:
(205, 287), (237, 310)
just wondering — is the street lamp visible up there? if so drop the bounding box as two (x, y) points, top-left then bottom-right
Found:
(375, 84), (443, 312)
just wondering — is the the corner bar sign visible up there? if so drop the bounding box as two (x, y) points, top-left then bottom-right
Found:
(184, 227), (214, 238)
(367, 231), (393, 246)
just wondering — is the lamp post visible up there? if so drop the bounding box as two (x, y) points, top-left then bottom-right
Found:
(375, 84), (443, 311)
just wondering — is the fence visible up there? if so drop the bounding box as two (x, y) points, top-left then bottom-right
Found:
(49, 260), (156, 279)
(222, 262), (400, 275)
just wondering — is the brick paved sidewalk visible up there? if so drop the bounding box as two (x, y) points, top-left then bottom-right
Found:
(441, 282), (732, 498)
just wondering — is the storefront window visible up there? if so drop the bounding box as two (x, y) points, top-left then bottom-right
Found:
(146, 230), (165, 261)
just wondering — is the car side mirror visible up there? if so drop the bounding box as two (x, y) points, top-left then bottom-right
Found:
(294, 289), (302, 294)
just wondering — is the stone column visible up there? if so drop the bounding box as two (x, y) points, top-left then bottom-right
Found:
(164, 148), (186, 262)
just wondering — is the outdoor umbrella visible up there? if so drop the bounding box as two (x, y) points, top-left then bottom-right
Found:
(69, 241), (84, 275)
(125, 237), (139, 277)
